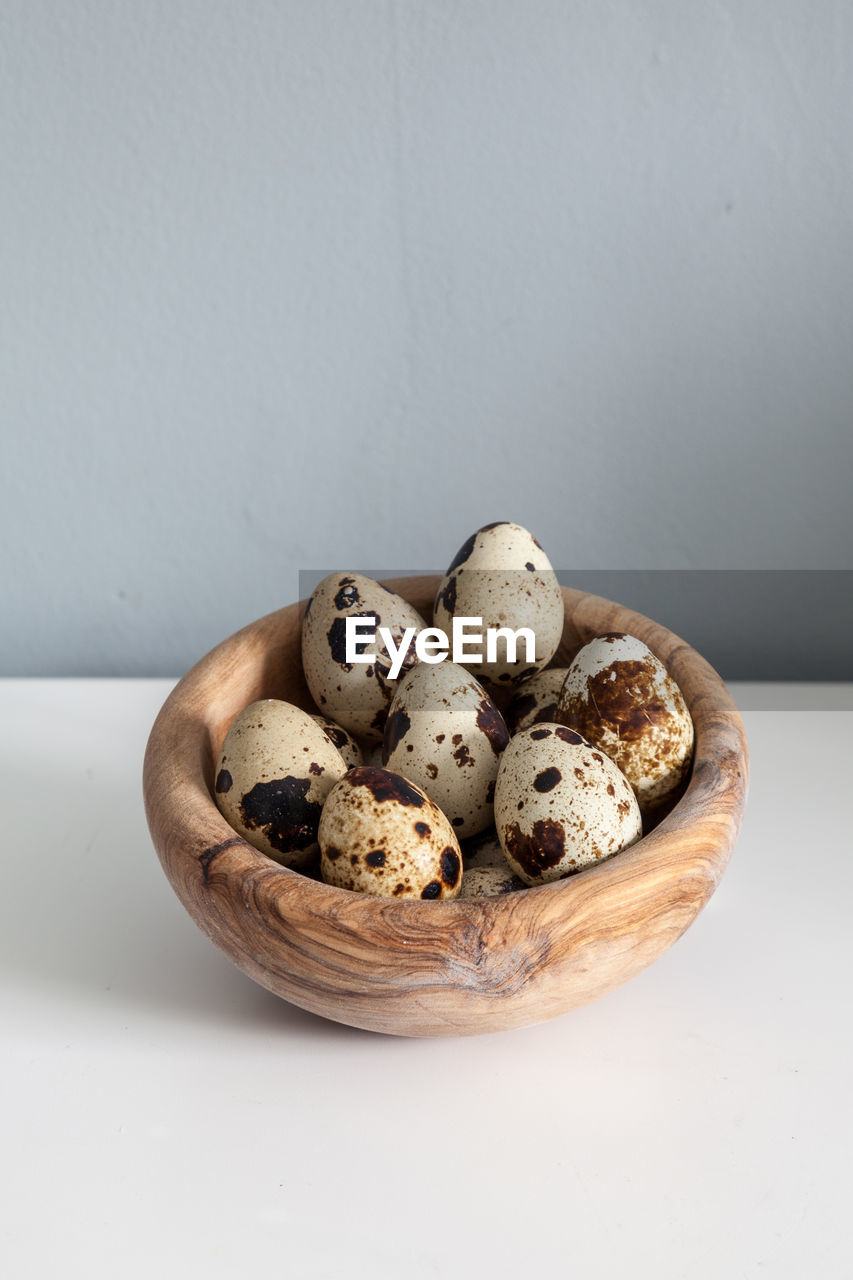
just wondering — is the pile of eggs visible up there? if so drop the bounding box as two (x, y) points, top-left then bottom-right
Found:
(213, 522), (695, 900)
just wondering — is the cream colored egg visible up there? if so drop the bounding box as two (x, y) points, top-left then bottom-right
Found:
(301, 573), (427, 744)
(214, 699), (348, 869)
(459, 865), (526, 898)
(433, 522), (564, 688)
(310, 714), (363, 769)
(382, 660), (509, 838)
(504, 668), (570, 734)
(319, 766), (462, 899)
(494, 723), (642, 886)
(556, 632), (694, 816)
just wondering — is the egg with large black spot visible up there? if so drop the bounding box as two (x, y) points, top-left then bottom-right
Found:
(505, 668), (570, 734)
(459, 865), (526, 898)
(214, 699), (348, 868)
(382, 660), (509, 837)
(460, 825), (506, 871)
(319, 766), (462, 899)
(433, 522), (564, 688)
(301, 572), (427, 744)
(494, 723), (642, 886)
(310, 714), (363, 769)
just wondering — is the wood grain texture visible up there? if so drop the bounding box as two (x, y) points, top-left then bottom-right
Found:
(142, 578), (749, 1037)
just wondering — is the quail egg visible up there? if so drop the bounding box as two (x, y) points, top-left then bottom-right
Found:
(301, 572), (427, 744)
(504, 668), (570, 734)
(319, 765), (463, 899)
(494, 723), (642, 885)
(459, 865), (526, 898)
(214, 699), (348, 868)
(556, 632), (694, 817)
(460, 825), (506, 870)
(310, 714), (363, 769)
(432, 522), (564, 688)
(382, 660), (509, 838)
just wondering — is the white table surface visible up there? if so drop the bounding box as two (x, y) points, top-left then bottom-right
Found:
(2, 679), (851, 1279)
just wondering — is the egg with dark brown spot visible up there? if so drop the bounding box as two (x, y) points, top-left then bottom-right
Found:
(214, 699), (348, 869)
(382, 660), (509, 837)
(301, 572), (427, 744)
(319, 766), (462, 899)
(433, 523), (564, 687)
(460, 825), (506, 871)
(555, 633), (694, 817)
(459, 865), (526, 898)
(310, 714), (363, 769)
(494, 724), (642, 885)
(505, 668), (570, 733)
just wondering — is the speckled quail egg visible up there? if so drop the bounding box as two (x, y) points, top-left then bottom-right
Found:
(460, 825), (506, 870)
(459, 865), (526, 898)
(214, 699), (348, 869)
(494, 723), (642, 886)
(433, 522), (564, 688)
(382, 660), (509, 838)
(310, 714), (363, 769)
(504, 668), (570, 734)
(319, 765), (463, 899)
(301, 572), (427, 744)
(555, 632), (694, 817)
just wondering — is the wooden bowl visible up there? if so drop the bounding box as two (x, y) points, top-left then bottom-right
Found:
(142, 578), (748, 1037)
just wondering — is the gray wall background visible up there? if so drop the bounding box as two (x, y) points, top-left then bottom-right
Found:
(2, 2), (851, 678)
